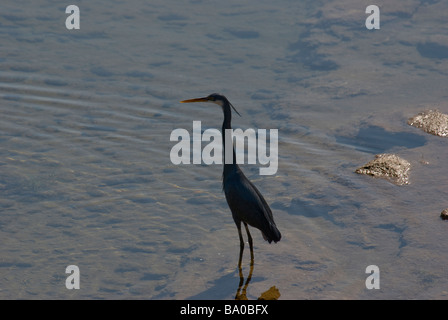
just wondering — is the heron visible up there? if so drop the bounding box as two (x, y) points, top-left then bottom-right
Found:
(180, 93), (281, 265)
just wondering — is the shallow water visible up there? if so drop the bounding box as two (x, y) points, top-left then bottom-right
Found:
(1, 0), (448, 299)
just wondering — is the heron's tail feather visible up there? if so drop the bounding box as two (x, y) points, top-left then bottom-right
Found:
(262, 223), (281, 244)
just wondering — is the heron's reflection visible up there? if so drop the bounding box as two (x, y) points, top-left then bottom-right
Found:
(235, 255), (254, 299)
(234, 245), (280, 300)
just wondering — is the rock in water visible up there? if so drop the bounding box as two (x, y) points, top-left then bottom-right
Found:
(356, 154), (411, 185)
(441, 209), (448, 220)
(408, 110), (448, 137)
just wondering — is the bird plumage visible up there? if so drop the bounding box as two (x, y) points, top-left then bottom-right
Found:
(180, 93), (281, 262)
(223, 162), (281, 243)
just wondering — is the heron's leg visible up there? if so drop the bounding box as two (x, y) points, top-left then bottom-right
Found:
(235, 221), (245, 299)
(236, 221), (244, 267)
(240, 226), (255, 299)
(243, 222), (254, 264)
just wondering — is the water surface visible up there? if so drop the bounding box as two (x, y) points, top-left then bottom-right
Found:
(1, 0), (448, 299)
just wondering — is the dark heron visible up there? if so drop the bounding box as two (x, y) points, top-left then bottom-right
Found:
(180, 93), (281, 266)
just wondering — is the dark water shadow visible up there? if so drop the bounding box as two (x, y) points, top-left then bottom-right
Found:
(336, 125), (426, 154)
(287, 36), (339, 71)
(417, 41), (448, 59)
(273, 197), (343, 227)
(186, 269), (246, 300)
(186, 245), (280, 300)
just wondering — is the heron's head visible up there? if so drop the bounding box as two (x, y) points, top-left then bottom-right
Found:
(180, 93), (241, 116)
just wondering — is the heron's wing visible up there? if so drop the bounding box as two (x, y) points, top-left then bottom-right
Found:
(243, 178), (274, 220)
(226, 172), (275, 228)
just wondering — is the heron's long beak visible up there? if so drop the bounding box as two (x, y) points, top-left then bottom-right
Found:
(180, 97), (209, 103)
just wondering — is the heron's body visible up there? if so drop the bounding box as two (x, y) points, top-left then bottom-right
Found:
(223, 165), (281, 243)
(181, 93), (281, 262)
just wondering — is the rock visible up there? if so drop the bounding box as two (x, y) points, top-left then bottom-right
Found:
(408, 110), (448, 137)
(441, 209), (448, 220)
(356, 154), (411, 185)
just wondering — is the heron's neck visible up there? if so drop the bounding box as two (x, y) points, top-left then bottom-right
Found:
(222, 107), (238, 175)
